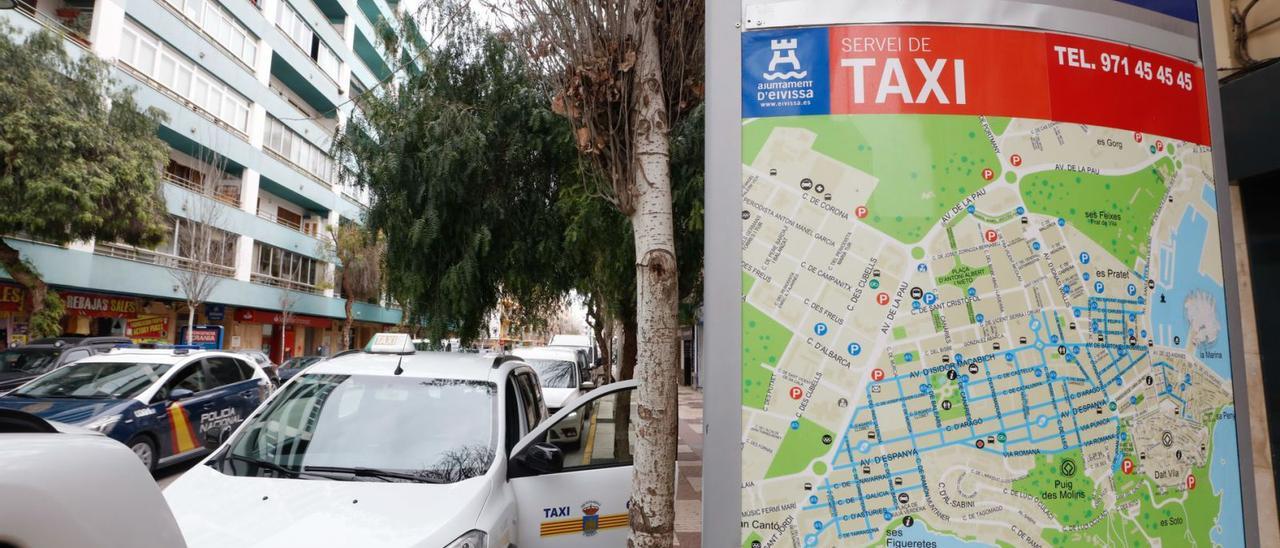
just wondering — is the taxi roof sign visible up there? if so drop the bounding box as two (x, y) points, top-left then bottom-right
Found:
(367, 332), (414, 355)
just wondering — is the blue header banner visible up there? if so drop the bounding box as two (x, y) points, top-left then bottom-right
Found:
(742, 27), (830, 118)
(1112, 0), (1198, 22)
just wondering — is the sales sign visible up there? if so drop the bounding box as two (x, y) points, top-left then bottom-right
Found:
(61, 291), (140, 318)
(736, 2), (1251, 547)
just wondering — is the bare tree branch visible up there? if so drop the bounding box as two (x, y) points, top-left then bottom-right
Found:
(165, 146), (235, 343)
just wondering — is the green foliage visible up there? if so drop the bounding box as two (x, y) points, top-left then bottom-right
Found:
(324, 222), (385, 301)
(337, 9), (705, 343)
(31, 289), (65, 339)
(0, 23), (170, 248)
(561, 105), (704, 326)
(336, 29), (578, 342)
(0, 23), (170, 337)
(670, 104), (704, 321)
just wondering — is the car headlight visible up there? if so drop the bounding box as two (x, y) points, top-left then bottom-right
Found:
(444, 530), (486, 548)
(85, 414), (121, 434)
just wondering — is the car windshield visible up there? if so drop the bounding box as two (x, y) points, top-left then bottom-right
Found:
(218, 374), (497, 483)
(524, 359), (578, 389)
(0, 348), (62, 375)
(13, 361), (172, 399)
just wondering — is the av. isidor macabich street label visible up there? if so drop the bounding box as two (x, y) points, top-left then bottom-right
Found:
(739, 18), (1245, 548)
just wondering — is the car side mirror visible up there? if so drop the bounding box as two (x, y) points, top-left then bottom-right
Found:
(202, 426), (230, 451)
(579, 381), (596, 391)
(511, 442), (563, 478)
(169, 388), (195, 401)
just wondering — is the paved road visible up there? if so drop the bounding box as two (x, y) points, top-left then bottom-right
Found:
(155, 459), (198, 489)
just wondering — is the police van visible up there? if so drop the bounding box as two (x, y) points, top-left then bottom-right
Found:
(164, 333), (639, 547)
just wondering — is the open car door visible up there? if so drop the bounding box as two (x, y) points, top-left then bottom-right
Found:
(508, 380), (637, 547)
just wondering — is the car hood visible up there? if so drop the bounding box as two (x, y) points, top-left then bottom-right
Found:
(0, 397), (130, 425)
(165, 463), (492, 548)
(542, 387), (581, 410)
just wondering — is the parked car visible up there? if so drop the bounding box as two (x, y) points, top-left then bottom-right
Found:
(0, 335), (133, 394)
(234, 349), (280, 387)
(0, 409), (187, 547)
(511, 346), (596, 447)
(277, 355), (324, 382)
(0, 348), (271, 471)
(547, 334), (600, 381)
(165, 333), (639, 547)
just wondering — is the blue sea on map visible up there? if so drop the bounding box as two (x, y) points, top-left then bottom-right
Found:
(892, 523), (990, 548)
(1152, 205), (1231, 379)
(1202, 183), (1217, 211)
(1210, 405), (1244, 547)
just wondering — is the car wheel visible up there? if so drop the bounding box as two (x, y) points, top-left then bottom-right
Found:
(128, 436), (157, 472)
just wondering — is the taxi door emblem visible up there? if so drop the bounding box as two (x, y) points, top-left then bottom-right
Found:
(581, 501), (600, 537)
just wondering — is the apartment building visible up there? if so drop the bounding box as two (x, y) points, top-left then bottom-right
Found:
(1, 0), (406, 360)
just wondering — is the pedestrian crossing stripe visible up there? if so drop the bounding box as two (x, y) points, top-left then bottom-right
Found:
(168, 402), (200, 454)
(539, 513), (628, 536)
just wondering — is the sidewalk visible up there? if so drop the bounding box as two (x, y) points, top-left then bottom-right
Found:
(675, 385), (703, 546)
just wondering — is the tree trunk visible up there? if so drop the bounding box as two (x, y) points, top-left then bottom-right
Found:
(186, 305), (196, 344)
(342, 278), (354, 351)
(0, 239), (58, 337)
(594, 311), (612, 384)
(626, 5), (680, 546)
(619, 313), (637, 381)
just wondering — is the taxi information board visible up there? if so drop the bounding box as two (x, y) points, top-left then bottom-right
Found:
(729, 1), (1255, 546)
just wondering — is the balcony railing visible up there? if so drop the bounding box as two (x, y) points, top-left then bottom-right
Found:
(263, 147), (335, 190)
(163, 171), (241, 208)
(250, 272), (320, 294)
(255, 208), (320, 237)
(115, 62), (251, 142)
(14, 1), (91, 49)
(94, 241), (236, 278)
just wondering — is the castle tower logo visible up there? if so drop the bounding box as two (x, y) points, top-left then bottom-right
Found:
(765, 38), (807, 80)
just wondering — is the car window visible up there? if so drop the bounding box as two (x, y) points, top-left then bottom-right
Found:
(515, 373), (544, 427)
(219, 374), (497, 483)
(0, 348), (62, 375)
(524, 359), (578, 389)
(505, 377), (526, 453)
(61, 349), (92, 364)
(234, 358), (256, 379)
(547, 387), (636, 471)
(205, 357), (248, 388)
(166, 361), (207, 395)
(14, 361), (173, 400)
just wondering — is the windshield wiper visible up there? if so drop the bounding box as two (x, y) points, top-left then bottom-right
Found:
(223, 454), (309, 479)
(301, 465), (446, 484)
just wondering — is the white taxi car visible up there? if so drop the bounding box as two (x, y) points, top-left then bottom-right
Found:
(510, 346), (594, 447)
(164, 333), (639, 547)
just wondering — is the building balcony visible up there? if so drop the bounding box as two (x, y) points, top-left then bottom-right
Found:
(115, 61), (251, 143)
(250, 272), (321, 295)
(13, 0), (92, 48)
(255, 207), (322, 238)
(163, 171), (242, 209)
(92, 241), (237, 279)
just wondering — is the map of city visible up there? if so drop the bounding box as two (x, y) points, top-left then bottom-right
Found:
(739, 113), (1244, 547)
